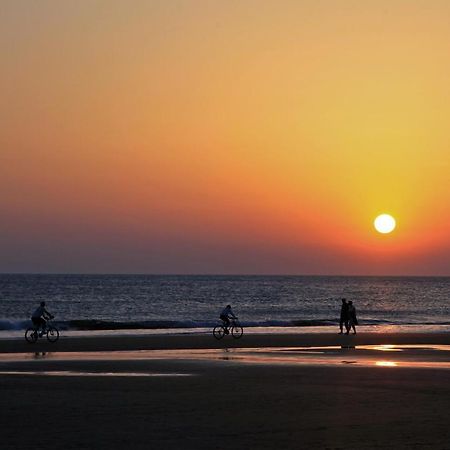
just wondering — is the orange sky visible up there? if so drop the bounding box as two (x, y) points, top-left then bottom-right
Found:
(1, 0), (449, 274)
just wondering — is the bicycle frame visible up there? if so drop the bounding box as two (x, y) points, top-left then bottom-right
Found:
(213, 320), (243, 340)
(222, 318), (239, 329)
(26, 319), (59, 343)
(33, 319), (52, 333)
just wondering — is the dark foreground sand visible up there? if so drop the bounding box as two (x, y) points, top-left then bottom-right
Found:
(1, 333), (449, 450)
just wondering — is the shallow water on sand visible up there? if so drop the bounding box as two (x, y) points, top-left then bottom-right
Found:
(0, 344), (449, 371)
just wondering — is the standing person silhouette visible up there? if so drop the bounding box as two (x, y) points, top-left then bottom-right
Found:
(339, 298), (349, 334)
(346, 301), (358, 335)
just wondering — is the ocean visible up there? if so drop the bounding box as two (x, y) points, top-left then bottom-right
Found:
(1, 274), (449, 336)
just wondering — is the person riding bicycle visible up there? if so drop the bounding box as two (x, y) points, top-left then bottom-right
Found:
(31, 301), (54, 334)
(220, 305), (237, 334)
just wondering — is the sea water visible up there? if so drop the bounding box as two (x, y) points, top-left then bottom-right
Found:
(0, 275), (449, 336)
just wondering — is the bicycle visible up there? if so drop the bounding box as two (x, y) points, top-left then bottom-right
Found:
(25, 319), (59, 343)
(213, 318), (243, 340)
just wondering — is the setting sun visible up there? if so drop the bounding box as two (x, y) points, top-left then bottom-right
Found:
(374, 214), (396, 234)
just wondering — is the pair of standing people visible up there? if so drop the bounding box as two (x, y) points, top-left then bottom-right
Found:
(339, 298), (357, 335)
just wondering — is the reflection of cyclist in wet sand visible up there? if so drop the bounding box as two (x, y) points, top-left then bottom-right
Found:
(220, 304), (237, 334)
(31, 301), (54, 334)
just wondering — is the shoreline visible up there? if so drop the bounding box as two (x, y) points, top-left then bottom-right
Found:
(1, 323), (450, 340)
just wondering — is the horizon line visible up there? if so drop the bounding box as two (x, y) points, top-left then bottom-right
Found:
(0, 272), (448, 278)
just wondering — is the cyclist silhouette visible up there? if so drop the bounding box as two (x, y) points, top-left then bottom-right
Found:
(31, 301), (54, 333)
(219, 305), (237, 334)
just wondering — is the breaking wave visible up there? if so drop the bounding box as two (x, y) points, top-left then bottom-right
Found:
(2, 318), (448, 332)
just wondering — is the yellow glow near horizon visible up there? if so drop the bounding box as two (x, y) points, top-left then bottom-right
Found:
(374, 215), (396, 234)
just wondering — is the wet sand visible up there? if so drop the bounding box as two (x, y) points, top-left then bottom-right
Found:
(1, 333), (449, 449)
(1, 331), (449, 353)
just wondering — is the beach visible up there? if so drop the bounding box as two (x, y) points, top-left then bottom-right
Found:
(1, 332), (449, 449)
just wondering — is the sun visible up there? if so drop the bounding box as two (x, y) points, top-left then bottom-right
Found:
(374, 214), (396, 234)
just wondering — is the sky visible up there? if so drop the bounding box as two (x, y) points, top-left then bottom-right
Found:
(1, 0), (449, 275)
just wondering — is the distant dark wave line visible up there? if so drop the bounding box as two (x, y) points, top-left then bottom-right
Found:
(68, 319), (338, 330)
(2, 318), (450, 332)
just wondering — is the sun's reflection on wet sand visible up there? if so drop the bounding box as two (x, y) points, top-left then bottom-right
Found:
(375, 361), (398, 367)
(0, 344), (449, 370)
(371, 345), (402, 352)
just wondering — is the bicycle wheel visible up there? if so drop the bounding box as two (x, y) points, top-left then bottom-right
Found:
(25, 328), (38, 343)
(231, 325), (243, 339)
(46, 327), (59, 343)
(213, 326), (226, 340)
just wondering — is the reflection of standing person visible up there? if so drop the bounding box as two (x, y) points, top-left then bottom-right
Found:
(346, 301), (358, 335)
(339, 298), (349, 334)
